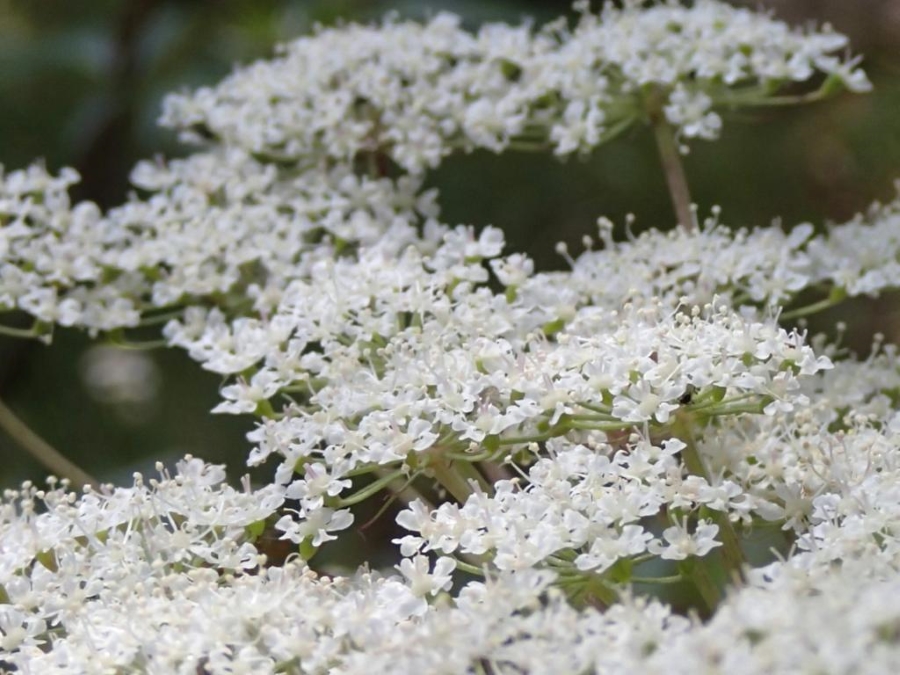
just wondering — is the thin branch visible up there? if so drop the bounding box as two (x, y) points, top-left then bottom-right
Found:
(0, 399), (100, 491)
(652, 120), (695, 231)
(0, 323), (42, 340)
(647, 88), (695, 232)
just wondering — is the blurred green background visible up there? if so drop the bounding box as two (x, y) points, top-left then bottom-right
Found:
(1, 0), (899, 491)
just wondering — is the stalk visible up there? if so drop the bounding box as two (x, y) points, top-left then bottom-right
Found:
(0, 399), (100, 491)
(679, 558), (721, 614)
(430, 458), (478, 504)
(675, 412), (746, 582)
(647, 88), (695, 232)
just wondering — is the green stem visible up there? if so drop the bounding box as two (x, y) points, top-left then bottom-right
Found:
(676, 414), (746, 582)
(576, 402), (613, 415)
(553, 547), (579, 562)
(559, 573), (619, 610)
(497, 433), (556, 446)
(711, 511), (745, 584)
(444, 449), (494, 462)
(714, 88), (828, 108)
(254, 399), (279, 420)
(430, 459), (477, 504)
(447, 460), (492, 494)
(596, 115), (637, 145)
(566, 413), (618, 422)
(631, 574), (684, 585)
(680, 558), (721, 614)
(503, 140), (552, 152)
(0, 323), (41, 340)
(687, 392), (757, 412)
(357, 469), (431, 533)
(587, 576), (619, 608)
(0, 399), (100, 490)
(678, 431), (709, 478)
(107, 336), (169, 350)
(334, 469), (408, 507)
(478, 460), (512, 485)
(780, 296), (843, 320)
(700, 401), (769, 417)
(137, 309), (184, 327)
(453, 559), (486, 576)
(564, 421), (635, 432)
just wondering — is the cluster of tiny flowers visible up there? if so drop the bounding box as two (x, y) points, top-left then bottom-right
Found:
(0, 458), (284, 667)
(3, 1), (900, 673)
(523, 200), (900, 318)
(157, 210), (832, 548)
(0, 528), (674, 675)
(160, 0), (868, 172)
(8, 154), (900, 343)
(395, 435), (727, 573)
(3, 461), (900, 673)
(0, 152), (438, 335)
(673, 332), (900, 532)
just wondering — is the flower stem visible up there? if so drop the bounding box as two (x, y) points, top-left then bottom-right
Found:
(0, 323), (41, 340)
(675, 414), (746, 582)
(335, 469), (408, 507)
(430, 458), (477, 504)
(631, 574), (684, 585)
(779, 295), (842, 320)
(0, 398), (100, 490)
(559, 572), (619, 610)
(449, 459), (492, 494)
(647, 89), (695, 232)
(358, 469), (431, 533)
(478, 460), (513, 484)
(453, 559), (486, 576)
(679, 557), (721, 614)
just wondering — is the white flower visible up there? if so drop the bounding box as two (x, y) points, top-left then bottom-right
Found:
(212, 369), (284, 414)
(649, 519), (721, 560)
(664, 85), (722, 140)
(275, 506), (354, 546)
(396, 555), (456, 598)
(3, 2), (898, 672)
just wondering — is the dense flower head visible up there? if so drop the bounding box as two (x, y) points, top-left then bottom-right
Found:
(160, 0), (868, 172)
(0, 152), (438, 336)
(7, 156), (900, 346)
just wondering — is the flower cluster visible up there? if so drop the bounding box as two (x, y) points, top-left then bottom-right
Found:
(0, 153), (437, 336)
(3, 448), (900, 673)
(1, 1), (899, 673)
(161, 0), (868, 171)
(8, 154), (900, 346)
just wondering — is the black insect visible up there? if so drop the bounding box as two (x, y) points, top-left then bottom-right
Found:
(678, 385), (697, 405)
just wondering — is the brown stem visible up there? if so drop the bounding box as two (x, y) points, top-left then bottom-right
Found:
(648, 91), (696, 232)
(0, 399), (100, 491)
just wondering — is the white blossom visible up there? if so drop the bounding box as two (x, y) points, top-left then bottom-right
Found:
(2, 2), (899, 673)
